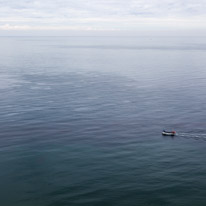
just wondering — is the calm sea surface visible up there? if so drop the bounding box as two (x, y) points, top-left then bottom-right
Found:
(1, 35), (206, 206)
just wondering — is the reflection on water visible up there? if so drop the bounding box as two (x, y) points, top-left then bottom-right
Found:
(0, 36), (206, 206)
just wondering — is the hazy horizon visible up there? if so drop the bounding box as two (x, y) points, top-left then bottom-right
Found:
(0, 29), (206, 37)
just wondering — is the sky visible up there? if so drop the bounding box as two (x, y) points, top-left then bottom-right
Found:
(0, 0), (206, 32)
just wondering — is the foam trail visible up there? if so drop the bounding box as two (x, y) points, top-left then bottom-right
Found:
(177, 132), (206, 141)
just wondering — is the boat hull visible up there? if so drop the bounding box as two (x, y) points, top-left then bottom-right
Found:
(162, 132), (176, 136)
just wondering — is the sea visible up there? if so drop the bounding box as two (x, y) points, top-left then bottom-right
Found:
(1, 35), (206, 206)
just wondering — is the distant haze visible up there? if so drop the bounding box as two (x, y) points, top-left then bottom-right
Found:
(0, 0), (206, 34)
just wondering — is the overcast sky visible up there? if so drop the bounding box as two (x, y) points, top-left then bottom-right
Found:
(0, 0), (206, 31)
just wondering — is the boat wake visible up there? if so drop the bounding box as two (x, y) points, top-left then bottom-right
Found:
(177, 132), (206, 141)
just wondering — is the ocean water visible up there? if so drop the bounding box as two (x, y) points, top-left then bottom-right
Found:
(1, 35), (206, 206)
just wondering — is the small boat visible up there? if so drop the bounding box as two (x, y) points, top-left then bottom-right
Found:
(162, 130), (176, 136)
